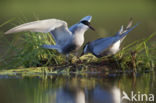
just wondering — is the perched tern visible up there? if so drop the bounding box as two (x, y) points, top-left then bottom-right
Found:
(81, 18), (139, 57)
(5, 16), (95, 58)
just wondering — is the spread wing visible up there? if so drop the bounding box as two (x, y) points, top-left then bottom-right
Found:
(5, 19), (72, 45)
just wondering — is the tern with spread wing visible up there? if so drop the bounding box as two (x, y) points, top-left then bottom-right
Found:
(81, 18), (139, 57)
(5, 16), (95, 58)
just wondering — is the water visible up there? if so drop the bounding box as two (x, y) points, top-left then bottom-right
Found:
(0, 72), (155, 103)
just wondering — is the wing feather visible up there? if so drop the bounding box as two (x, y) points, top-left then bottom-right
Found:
(5, 19), (72, 45)
(89, 37), (115, 56)
(5, 19), (69, 34)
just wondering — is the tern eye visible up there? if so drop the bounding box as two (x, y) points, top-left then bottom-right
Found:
(81, 20), (90, 25)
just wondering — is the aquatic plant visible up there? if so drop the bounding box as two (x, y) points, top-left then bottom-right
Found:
(0, 19), (65, 69)
(115, 32), (156, 71)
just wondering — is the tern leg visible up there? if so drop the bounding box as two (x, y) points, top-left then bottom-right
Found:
(74, 52), (82, 63)
(65, 54), (72, 65)
(66, 54), (69, 61)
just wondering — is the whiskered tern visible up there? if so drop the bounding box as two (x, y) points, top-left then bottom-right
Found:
(81, 18), (139, 57)
(5, 16), (95, 58)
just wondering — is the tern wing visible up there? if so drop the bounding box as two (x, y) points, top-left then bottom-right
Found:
(89, 37), (116, 56)
(5, 19), (72, 45)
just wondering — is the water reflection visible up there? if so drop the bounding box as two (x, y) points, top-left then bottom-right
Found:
(0, 72), (155, 103)
(54, 86), (121, 103)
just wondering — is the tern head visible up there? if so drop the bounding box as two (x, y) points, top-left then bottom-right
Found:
(80, 16), (95, 31)
(80, 42), (90, 56)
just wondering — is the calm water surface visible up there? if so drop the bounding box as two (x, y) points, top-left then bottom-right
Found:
(0, 72), (155, 103)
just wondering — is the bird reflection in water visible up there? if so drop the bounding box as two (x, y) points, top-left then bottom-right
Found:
(47, 85), (122, 103)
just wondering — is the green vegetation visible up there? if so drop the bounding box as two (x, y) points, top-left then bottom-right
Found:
(0, 19), (155, 74)
(115, 33), (156, 71)
(0, 31), (65, 69)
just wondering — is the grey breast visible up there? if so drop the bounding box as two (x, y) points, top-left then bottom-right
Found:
(61, 43), (77, 54)
(60, 25), (78, 54)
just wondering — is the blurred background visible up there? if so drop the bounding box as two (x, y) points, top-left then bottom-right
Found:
(0, 0), (156, 42)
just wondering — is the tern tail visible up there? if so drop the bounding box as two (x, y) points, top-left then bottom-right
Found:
(120, 23), (139, 39)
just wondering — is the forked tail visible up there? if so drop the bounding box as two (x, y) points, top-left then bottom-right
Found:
(120, 23), (139, 39)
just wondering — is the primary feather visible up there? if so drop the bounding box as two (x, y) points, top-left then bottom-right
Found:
(4, 19), (68, 34)
(4, 19), (73, 46)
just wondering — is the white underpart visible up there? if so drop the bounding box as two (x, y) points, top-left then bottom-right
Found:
(110, 40), (121, 54)
(74, 25), (88, 46)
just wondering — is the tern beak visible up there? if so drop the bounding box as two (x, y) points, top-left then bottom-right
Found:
(88, 25), (95, 31)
